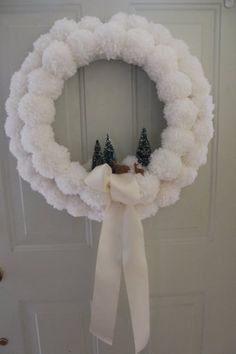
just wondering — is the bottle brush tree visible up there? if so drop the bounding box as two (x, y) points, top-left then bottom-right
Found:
(91, 139), (104, 170)
(103, 134), (116, 167)
(136, 128), (151, 167)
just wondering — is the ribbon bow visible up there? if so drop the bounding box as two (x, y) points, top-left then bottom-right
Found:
(85, 164), (150, 353)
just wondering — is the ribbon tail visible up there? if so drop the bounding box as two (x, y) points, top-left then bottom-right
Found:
(122, 206), (150, 354)
(90, 202), (123, 346)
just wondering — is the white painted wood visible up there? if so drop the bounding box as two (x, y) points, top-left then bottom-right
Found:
(0, 2), (236, 354)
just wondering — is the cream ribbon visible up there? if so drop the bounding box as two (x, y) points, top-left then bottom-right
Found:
(85, 164), (150, 353)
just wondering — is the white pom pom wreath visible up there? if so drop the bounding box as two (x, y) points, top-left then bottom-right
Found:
(5, 14), (214, 221)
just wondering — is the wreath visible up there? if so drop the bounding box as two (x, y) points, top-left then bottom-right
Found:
(5, 13), (214, 353)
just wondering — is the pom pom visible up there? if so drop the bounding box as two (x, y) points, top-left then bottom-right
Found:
(137, 202), (159, 220)
(162, 127), (194, 156)
(21, 125), (54, 153)
(18, 93), (55, 125)
(156, 182), (180, 207)
(126, 14), (149, 30)
(10, 71), (27, 99)
(121, 28), (155, 66)
(5, 96), (19, 117)
(21, 51), (41, 74)
(34, 33), (53, 53)
(5, 116), (23, 138)
(136, 173), (160, 204)
(192, 119), (214, 145)
(158, 72), (192, 102)
(149, 148), (182, 180)
(42, 40), (77, 79)
(9, 136), (28, 160)
(44, 184), (68, 210)
(148, 23), (172, 45)
(95, 23), (125, 60)
(164, 98), (198, 129)
(170, 39), (189, 59)
(192, 95), (214, 120)
(183, 143), (208, 168)
(50, 18), (78, 41)
(174, 165), (197, 188)
(67, 29), (96, 66)
(78, 16), (102, 32)
(80, 185), (110, 210)
(66, 196), (90, 217)
(28, 68), (64, 100)
(144, 45), (178, 81)
(17, 156), (37, 182)
(32, 143), (70, 179)
(179, 55), (211, 96)
(110, 12), (128, 29)
(56, 162), (87, 195)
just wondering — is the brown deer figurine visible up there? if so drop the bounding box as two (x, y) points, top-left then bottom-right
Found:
(111, 160), (130, 174)
(134, 163), (145, 175)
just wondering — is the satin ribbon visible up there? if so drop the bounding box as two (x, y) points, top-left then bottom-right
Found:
(85, 164), (150, 353)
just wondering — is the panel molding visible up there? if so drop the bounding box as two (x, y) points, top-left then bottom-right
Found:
(132, 2), (221, 241)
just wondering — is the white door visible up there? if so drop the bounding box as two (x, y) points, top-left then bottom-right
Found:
(0, 1), (236, 354)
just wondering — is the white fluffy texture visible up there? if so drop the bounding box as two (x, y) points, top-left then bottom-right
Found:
(174, 165), (197, 188)
(66, 196), (90, 217)
(55, 162), (87, 195)
(162, 127), (195, 156)
(192, 119), (214, 145)
(80, 185), (110, 210)
(137, 202), (159, 220)
(28, 68), (64, 100)
(149, 148), (182, 181)
(18, 93), (55, 125)
(42, 40), (77, 79)
(10, 71), (27, 99)
(148, 23), (172, 45)
(156, 182), (180, 208)
(67, 29), (97, 66)
(164, 98), (198, 129)
(32, 143), (70, 179)
(158, 72), (192, 102)
(193, 95), (214, 120)
(179, 56), (210, 96)
(21, 51), (41, 74)
(95, 23), (125, 60)
(5, 96), (19, 117)
(5, 116), (24, 138)
(110, 12), (129, 29)
(144, 45), (178, 81)
(9, 136), (28, 160)
(78, 16), (102, 32)
(5, 14), (214, 221)
(50, 18), (78, 41)
(21, 124), (54, 153)
(44, 183), (68, 210)
(136, 173), (160, 204)
(121, 28), (155, 66)
(34, 33), (53, 54)
(170, 39), (189, 59)
(122, 155), (138, 173)
(183, 144), (208, 169)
